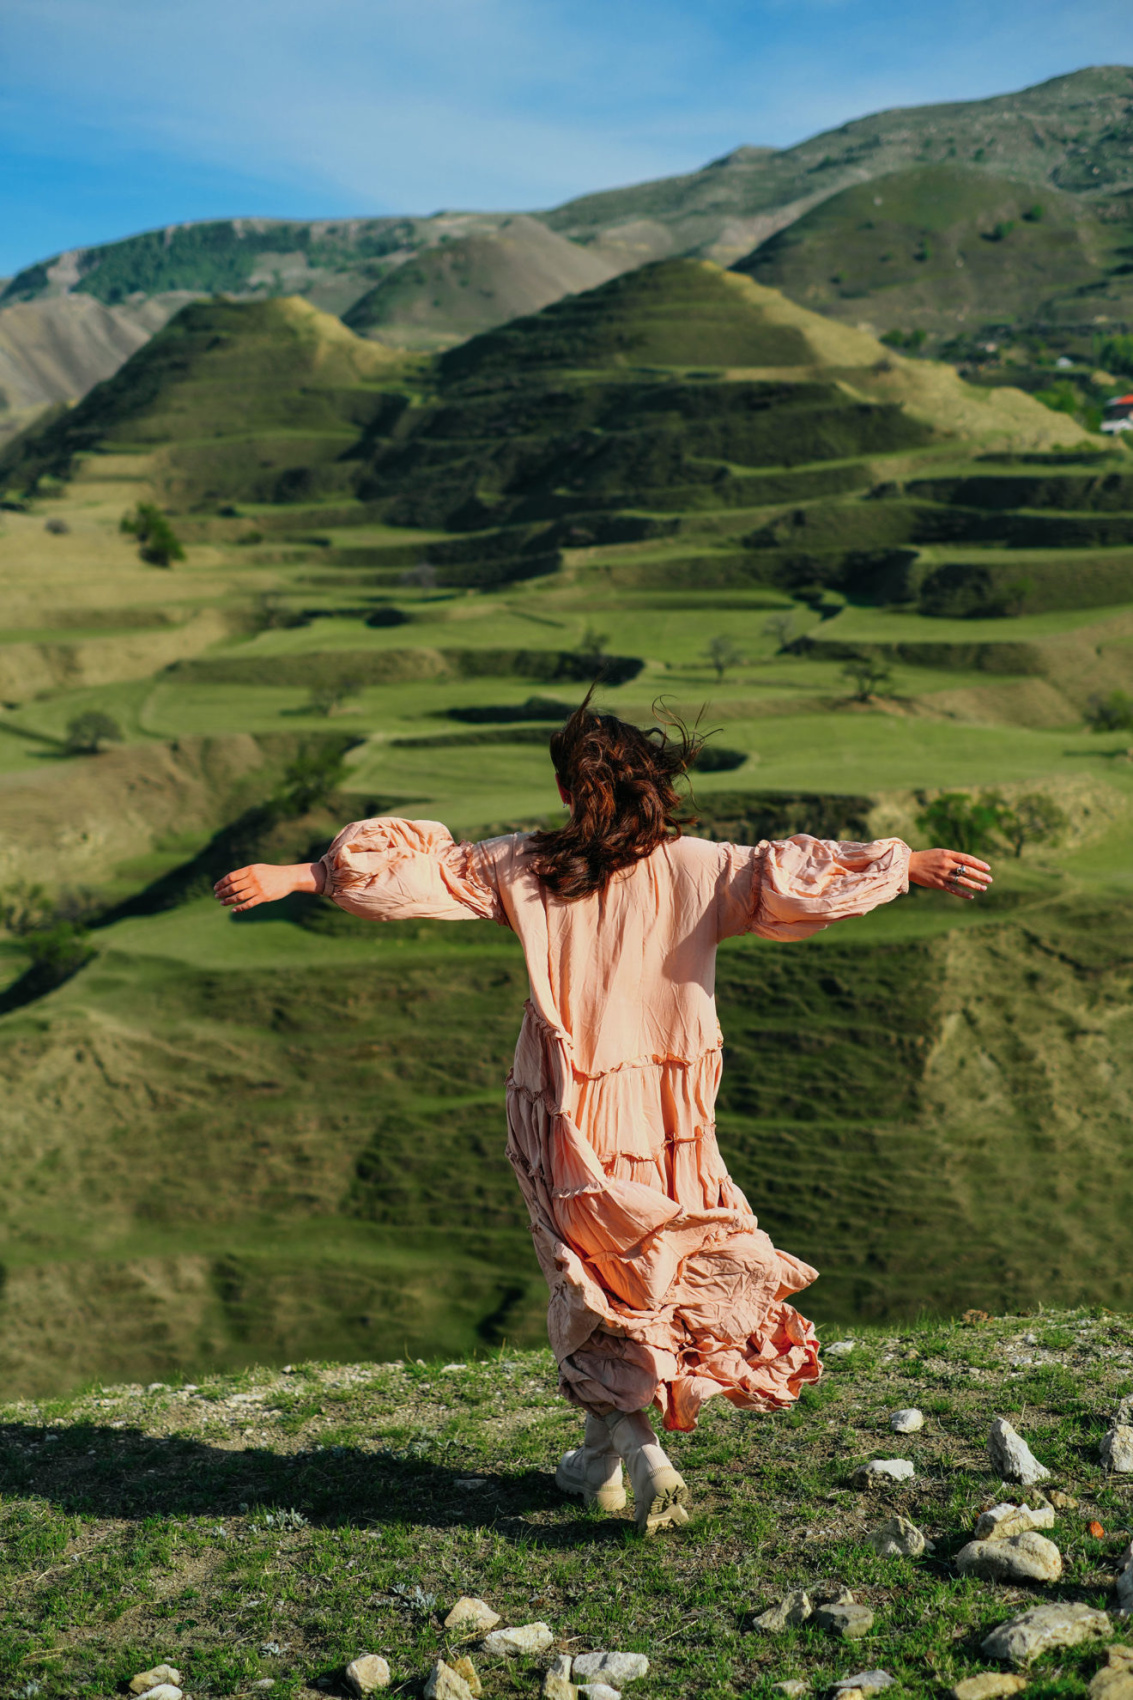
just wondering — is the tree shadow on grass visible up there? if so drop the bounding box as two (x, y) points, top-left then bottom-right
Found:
(0, 1422), (629, 1548)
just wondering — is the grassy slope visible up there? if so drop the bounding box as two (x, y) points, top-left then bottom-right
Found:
(1, 271), (1133, 1394)
(1, 1310), (1131, 1700)
(737, 165), (1133, 341)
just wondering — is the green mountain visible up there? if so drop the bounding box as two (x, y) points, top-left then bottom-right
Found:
(342, 215), (623, 350)
(3, 67), (1133, 416)
(735, 164), (1133, 347)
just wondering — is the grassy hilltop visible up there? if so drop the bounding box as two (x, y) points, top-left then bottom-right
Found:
(0, 262), (1132, 1397)
(0, 1310), (1131, 1699)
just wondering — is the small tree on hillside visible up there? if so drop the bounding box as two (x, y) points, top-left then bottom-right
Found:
(120, 503), (185, 568)
(702, 635), (747, 682)
(841, 653), (893, 702)
(995, 792), (1069, 858)
(576, 626), (609, 665)
(65, 711), (124, 755)
(762, 611), (795, 652)
(1085, 690), (1133, 732)
(306, 677), (363, 718)
(915, 792), (1001, 857)
(277, 743), (350, 814)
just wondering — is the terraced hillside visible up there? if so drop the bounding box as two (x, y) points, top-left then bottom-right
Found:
(1, 263), (1132, 1397)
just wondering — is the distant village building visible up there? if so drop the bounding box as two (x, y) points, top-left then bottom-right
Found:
(1101, 394), (1133, 433)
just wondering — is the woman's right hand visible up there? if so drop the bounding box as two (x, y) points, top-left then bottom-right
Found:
(213, 861), (325, 912)
(909, 848), (992, 900)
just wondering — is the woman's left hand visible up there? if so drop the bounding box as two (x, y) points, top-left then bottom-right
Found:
(909, 847), (992, 900)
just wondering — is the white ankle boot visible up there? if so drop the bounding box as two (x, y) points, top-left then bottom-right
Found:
(598, 1400), (687, 1536)
(555, 1412), (627, 1512)
(605, 1409), (690, 1534)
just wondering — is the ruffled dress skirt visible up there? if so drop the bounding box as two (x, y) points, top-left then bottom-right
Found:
(506, 1002), (821, 1432)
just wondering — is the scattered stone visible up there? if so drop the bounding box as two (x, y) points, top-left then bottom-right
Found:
(481, 1623), (554, 1658)
(979, 1601), (1111, 1666)
(345, 1655), (390, 1695)
(1114, 1538), (1133, 1615)
(1090, 1643), (1133, 1700)
(450, 1658), (481, 1698)
(852, 1459), (915, 1488)
(542, 1675), (576, 1700)
(1048, 1489), (1079, 1510)
(1116, 1395), (1133, 1427)
(987, 1418), (1050, 1486)
(890, 1408), (924, 1433)
(1101, 1426), (1133, 1473)
(424, 1661), (473, 1700)
(577, 1687), (621, 1700)
(135, 1689), (180, 1700)
(832, 1672), (894, 1693)
(868, 1514), (933, 1557)
(837, 1690), (865, 1700)
(811, 1585), (855, 1608)
(956, 1531), (1062, 1584)
(950, 1675), (1028, 1700)
(813, 1602), (874, 1639)
(130, 1670), (182, 1696)
(826, 1340), (855, 1356)
(572, 1652), (648, 1684)
(772, 1685), (810, 1699)
(975, 1502), (1054, 1540)
(753, 1589), (813, 1631)
(547, 1657), (573, 1680)
(444, 1597), (501, 1636)
(252, 1683), (275, 1692)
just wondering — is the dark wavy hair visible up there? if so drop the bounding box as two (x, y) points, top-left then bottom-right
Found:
(526, 689), (705, 899)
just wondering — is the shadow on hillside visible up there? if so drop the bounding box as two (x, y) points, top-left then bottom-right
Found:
(0, 1422), (627, 1547)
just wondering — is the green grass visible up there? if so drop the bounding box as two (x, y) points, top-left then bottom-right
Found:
(1, 1308), (1131, 1700)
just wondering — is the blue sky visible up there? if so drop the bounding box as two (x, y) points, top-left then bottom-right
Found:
(3, 0), (1133, 278)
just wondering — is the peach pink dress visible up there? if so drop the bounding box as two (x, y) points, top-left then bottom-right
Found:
(320, 819), (911, 1432)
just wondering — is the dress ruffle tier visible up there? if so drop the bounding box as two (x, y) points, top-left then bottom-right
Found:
(321, 816), (911, 1431)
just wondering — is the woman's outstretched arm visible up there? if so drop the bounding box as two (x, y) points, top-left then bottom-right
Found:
(213, 860), (326, 912)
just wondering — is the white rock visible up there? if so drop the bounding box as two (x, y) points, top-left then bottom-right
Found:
(136, 1689), (181, 1700)
(345, 1654), (391, 1695)
(813, 1602), (874, 1638)
(772, 1685), (810, 1698)
(542, 1675), (574, 1700)
(975, 1501), (1055, 1539)
(547, 1656), (573, 1679)
(980, 1600), (1110, 1665)
(832, 1674), (895, 1694)
(573, 1652), (648, 1684)
(1101, 1425), (1133, 1472)
(951, 1676), (1028, 1700)
(424, 1661), (473, 1700)
(987, 1417), (1050, 1486)
(956, 1530), (1062, 1584)
(890, 1408), (923, 1434)
(753, 1589), (813, 1631)
(852, 1459), (915, 1487)
(444, 1597), (501, 1636)
(577, 1687), (621, 1700)
(130, 1670), (182, 1696)
(867, 1514), (932, 1557)
(1116, 1394), (1133, 1428)
(825, 1340), (855, 1356)
(481, 1623), (554, 1657)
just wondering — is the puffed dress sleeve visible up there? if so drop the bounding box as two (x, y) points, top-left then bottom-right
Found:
(319, 817), (507, 924)
(716, 834), (911, 942)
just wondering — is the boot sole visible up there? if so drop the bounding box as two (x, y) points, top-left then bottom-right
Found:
(555, 1461), (628, 1513)
(637, 1469), (690, 1535)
